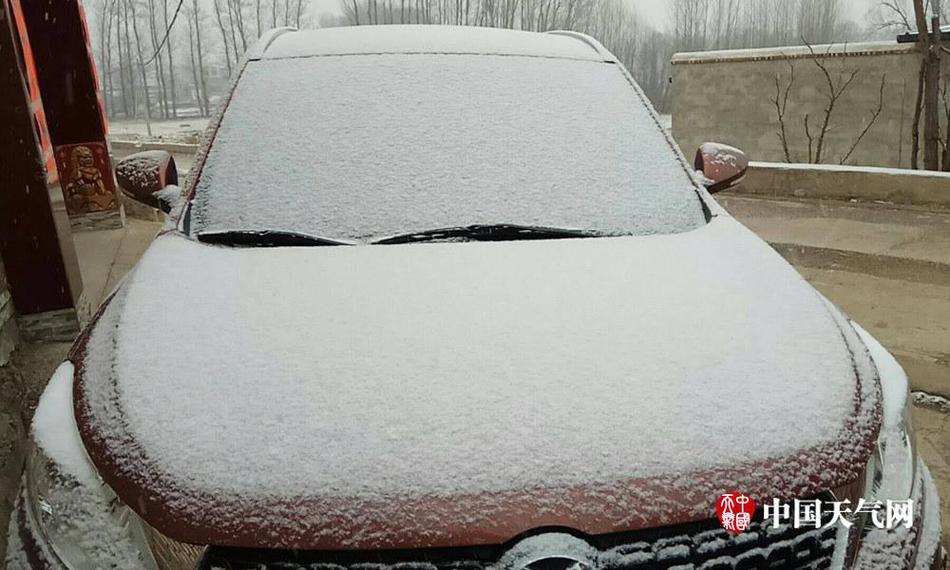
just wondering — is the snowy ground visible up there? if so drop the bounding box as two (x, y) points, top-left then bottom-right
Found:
(108, 117), (210, 144)
(108, 117), (204, 177)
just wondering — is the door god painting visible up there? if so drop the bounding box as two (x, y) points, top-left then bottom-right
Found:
(56, 142), (118, 215)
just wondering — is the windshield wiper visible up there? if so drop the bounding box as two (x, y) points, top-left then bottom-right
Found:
(197, 230), (355, 248)
(372, 224), (601, 245)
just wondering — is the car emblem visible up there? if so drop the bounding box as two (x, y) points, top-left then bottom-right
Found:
(498, 533), (596, 570)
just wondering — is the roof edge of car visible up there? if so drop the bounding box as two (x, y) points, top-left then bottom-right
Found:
(544, 30), (615, 62)
(251, 26), (615, 63)
(247, 27), (298, 61)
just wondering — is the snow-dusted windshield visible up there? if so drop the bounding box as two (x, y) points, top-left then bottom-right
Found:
(190, 54), (706, 242)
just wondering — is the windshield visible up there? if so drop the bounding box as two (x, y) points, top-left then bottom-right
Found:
(189, 54), (706, 242)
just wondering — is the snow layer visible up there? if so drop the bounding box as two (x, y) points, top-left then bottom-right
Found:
(31, 362), (99, 485)
(913, 463), (943, 570)
(750, 160), (950, 178)
(26, 362), (157, 569)
(80, 216), (872, 517)
(853, 460), (941, 570)
(191, 54), (705, 241)
(852, 322), (907, 429)
(913, 391), (950, 413)
(672, 40), (909, 64)
(853, 322), (916, 504)
(263, 26), (606, 61)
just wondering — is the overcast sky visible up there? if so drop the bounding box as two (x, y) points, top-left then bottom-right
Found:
(311, 0), (877, 28)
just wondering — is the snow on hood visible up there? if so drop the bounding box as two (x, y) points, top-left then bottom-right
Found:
(74, 216), (880, 549)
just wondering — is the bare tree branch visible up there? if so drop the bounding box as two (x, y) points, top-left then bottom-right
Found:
(880, 0), (913, 30)
(805, 39), (859, 163)
(840, 75), (887, 164)
(804, 114), (815, 163)
(913, 60), (925, 168)
(770, 60), (796, 162)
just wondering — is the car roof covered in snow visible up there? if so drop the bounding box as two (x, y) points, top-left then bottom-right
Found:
(258, 25), (613, 62)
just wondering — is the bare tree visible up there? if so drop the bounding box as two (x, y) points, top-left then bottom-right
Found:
(113, 0), (132, 117)
(771, 62), (796, 162)
(879, 0), (914, 29)
(877, 1), (950, 168)
(873, 0), (949, 33)
(193, 0), (210, 115)
(256, 0), (263, 36)
(228, 0), (249, 52)
(943, 76), (950, 168)
(121, 0), (137, 116)
(96, 0), (115, 116)
(770, 43), (886, 164)
(162, 0), (178, 118)
(212, 0), (234, 75)
(913, 0), (943, 170)
(225, 0), (245, 57)
(146, 0), (170, 118)
(127, 0), (153, 135)
(806, 42), (860, 163)
(84, 0), (873, 127)
(337, 0), (851, 113)
(912, 61), (926, 168)
(186, 11), (204, 115)
(840, 76), (887, 164)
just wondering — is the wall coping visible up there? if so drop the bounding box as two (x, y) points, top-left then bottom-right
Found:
(749, 161), (950, 179)
(672, 40), (915, 65)
(736, 161), (950, 208)
(109, 139), (200, 153)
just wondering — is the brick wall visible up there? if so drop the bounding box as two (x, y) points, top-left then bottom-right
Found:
(671, 41), (950, 168)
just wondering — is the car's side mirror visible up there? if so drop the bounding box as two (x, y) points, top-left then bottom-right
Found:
(114, 150), (180, 214)
(694, 142), (749, 194)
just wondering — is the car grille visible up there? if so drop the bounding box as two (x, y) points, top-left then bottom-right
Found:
(200, 511), (840, 570)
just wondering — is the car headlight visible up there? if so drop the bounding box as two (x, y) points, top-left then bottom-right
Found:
(24, 362), (159, 570)
(852, 322), (916, 504)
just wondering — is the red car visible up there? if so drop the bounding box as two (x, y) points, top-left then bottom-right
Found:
(7, 26), (945, 570)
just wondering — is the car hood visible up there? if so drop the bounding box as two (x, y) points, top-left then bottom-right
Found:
(73, 216), (880, 550)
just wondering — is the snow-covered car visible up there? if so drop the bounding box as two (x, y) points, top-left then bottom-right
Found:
(7, 25), (946, 570)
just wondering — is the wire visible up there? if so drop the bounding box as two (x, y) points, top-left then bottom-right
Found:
(144, 0), (186, 65)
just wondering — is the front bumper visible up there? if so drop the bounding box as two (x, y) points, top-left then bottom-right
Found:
(7, 463), (948, 570)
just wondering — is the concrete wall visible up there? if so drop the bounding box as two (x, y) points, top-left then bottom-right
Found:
(737, 161), (950, 206)
(671, 41), (950, 168)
